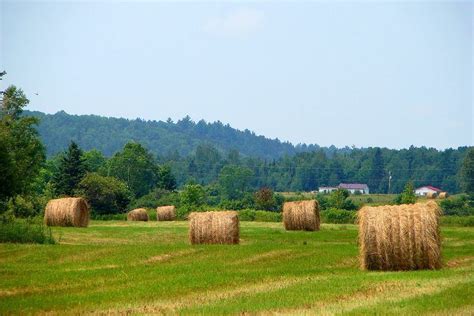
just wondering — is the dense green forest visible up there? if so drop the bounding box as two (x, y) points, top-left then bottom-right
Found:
(26, 110), (469, 193)
(26, 110), (325, 159)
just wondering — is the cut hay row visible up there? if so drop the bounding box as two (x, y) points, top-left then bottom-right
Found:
(188, 211), (239, 245)
(157, 206), (176, 221)
(127, 208), (149, 221)
(358, 201), (442, 271)
(44, 197), (90, 227)
(282, 200), (320, 231)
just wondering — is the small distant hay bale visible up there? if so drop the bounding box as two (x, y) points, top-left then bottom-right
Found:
(156, 205), (176, 221)
(438, 192), (448, 199)
(127, 208), (149, 221)
(44, 197), (90, 227)
(282, 200), (320, 231)
(188, 211), (239, 245)
(358, 201), (442, 271)
(426, 192), (438, 199)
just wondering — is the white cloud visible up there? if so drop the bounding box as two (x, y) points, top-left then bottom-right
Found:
(203, 8), (264, 38)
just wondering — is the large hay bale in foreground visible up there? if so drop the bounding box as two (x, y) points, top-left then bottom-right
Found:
(283, 200), (320, 231)
(44, 197), (90, 227)
(156, 205), (176, 221)
(426, 192), (437, 199)
(358, 201), (442, 271)
(127, 208), (149, 221)
(438, 192), (448, 199)
(188, 211), (239, 245)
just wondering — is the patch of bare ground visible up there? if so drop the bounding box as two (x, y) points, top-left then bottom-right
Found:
(445, 256), (474, 268)
(143, 249), (199, 264)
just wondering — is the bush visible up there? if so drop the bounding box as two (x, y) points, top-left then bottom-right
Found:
(439, 195), (474, 216)
(320, 208), (356, 224)
(237, 209), (281, 222)
(0, 217), (55, 244)
(255, 210), (281, 222)
(5, 194), (46, 218)
(440, 216), (474, 227)
(128, 188), (179, 210)
(238, 209), (256, 221)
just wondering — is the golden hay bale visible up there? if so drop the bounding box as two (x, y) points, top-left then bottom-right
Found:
(127, 208), (149, 221)
(156, 205), (176, 221)
(438, 192), (448, 199)
(44, 197), (90, 227)
(358, 201), (442, 271)
(282, 200), (320, 231)
(426, 192), (438, 199)
(188, 211), (239, 245)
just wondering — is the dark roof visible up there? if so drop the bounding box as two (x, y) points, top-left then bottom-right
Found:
(338, 183), (369, 190)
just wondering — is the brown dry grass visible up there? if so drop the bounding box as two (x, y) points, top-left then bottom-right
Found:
(156, 205), (176, 221)
(282, 200), (320, 231)
(188, 211), (239, 245)
(127, 208), (149, 221)
(358, 201), (442, 271)
(44, 197), (89, 227)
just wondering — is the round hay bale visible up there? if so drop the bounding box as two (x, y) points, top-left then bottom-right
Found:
(426, 192), (437, 199)
(358, 201), (442, 271)
(282, 200), (320, 231)
(44, 197), (90, 227)
(188, 211), (239, 245)
(438, 192), (448, 199)
(156, 205), (176, 221)
(127, 208), (149, 221)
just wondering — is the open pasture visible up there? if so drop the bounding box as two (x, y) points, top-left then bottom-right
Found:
(0, 221), (473, 314)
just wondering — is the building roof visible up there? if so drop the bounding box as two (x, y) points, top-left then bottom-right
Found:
(416, 186), (442, 192)
(338, 183), (369, 190)
(319, 186), (338, 189)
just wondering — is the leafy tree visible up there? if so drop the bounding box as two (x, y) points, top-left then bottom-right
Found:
(107, 142), (159, 197)
(329, 189), (350, 209)
(461, 148), (474, 205)
(52, 141), (86, 196)
(83, 149), (107, 173)
(395, 182), (416, 204)
(76, 173), (131, 214)
(180, 184), (206, 210)
(461, 148), (474, 194)
(218, 165), (253, 200)
(0, 85), (45, 202)
(254, 187), (276, 211)
(158, 165), (177, 191)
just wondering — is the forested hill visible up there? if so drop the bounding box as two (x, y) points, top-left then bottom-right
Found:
(26, 110), (327, 159)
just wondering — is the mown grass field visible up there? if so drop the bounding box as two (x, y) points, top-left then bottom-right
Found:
(0, 221), (473, 315)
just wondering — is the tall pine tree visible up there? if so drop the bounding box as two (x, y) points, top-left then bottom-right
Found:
(52, 141), (86, 196)
(368, 148), (386, 193)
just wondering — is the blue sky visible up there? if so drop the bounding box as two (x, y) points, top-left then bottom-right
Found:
(1, 1), (472, 149)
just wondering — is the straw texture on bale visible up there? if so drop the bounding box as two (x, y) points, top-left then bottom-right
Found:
(438, 192), (448, 199)
(156, 206), (176, 221)
(358, 201), (442, 271)
(282, 200), (320, 231)
(188, 211), (239, 245)
(44, 197), (90, 227)
(426, 192), (437, 199)
(127, 208), (149, 221)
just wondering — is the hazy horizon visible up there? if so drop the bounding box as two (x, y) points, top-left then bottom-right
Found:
(2, 1), (472, 149)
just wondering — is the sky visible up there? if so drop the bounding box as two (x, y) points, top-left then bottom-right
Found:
(1, 0), (472, 149)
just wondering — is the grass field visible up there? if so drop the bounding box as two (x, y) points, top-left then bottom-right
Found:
(0, 221), (473, 315)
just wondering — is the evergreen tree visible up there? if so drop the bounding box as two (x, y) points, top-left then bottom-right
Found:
(158, 165), (177, 191)
(395, 182), (416, 204)
(461, 148), (474, 205)
(52, 141), (86, 196)
(368, 148), (386, 193)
